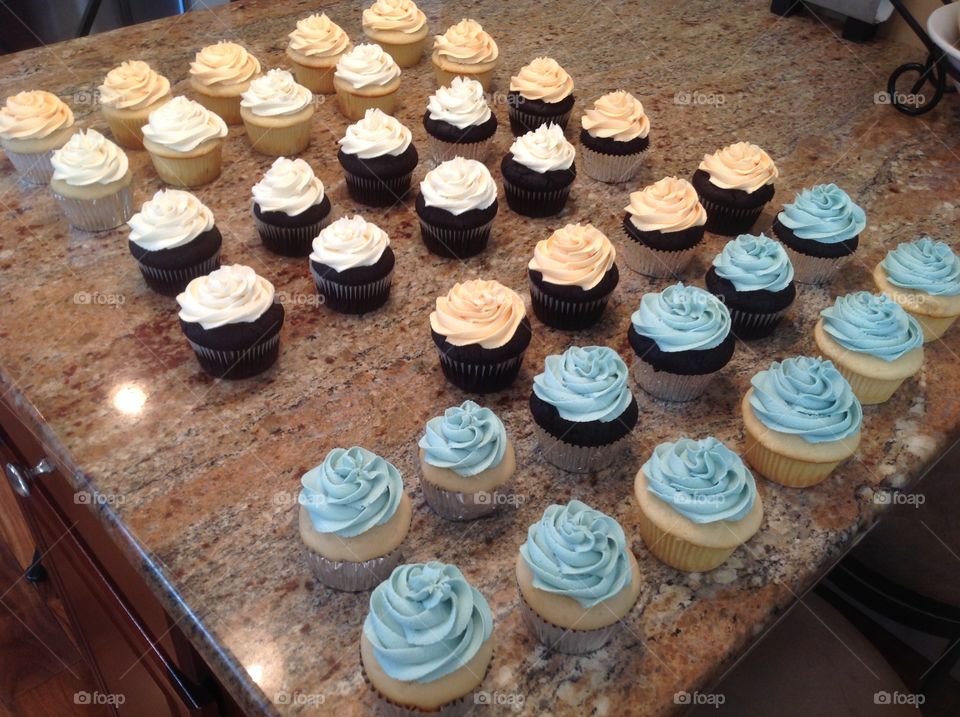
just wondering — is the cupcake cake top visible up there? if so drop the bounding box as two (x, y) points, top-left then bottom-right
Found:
(189, 41), (261, 88)
(510, 57), (573, 102)
(509, 123), (575, 173)
(749, 356), (862, 443)
(520, 500), (632, 607)
(713, 233), (793, 292)
(624, 177), (706, 233)
(426, 76), (491, 128)
(142, 96), (228, 153)
(177, 264), (275, 329)
(420, 157), (496, 215)
(362, 0), (427, 34)
(128, 189), (214, 252)
(51, 128), (128, 186)
(240, 69), (312, 117)
(310, 215), (389, 271)
(881, 237), (960, 296)
(433, 19), (498, 64)
(821, 292), (922, 362)
(299, 446), (404, 538)
(98, 61), (170, 110)
(642, 437), (757, 524)
(430, 279), (526, 349)
(631, 284), (731, 352)
(0, 90), (74, 140)
(777, 183), (865, 243)
(288, 13), (350, 58)
(363, 561), (492, 683)
(699, 141), (778, 192)
(528, 223), (616, 290)
(581, 91), (649, 141)
(533, 346), (632, 423)
(419, 400), (507, 477)
(335, 43), (401, 89)
(252, 157), (324, 216)
(339, 108), (411, 158)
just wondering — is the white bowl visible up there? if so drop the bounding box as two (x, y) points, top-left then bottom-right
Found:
(927, 3), (960, 77)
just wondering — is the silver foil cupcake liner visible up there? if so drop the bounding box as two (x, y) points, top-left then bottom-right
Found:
(579, 144), (646, 184)
(136, 251), (221, 291)
(51, 184), (134, 232)
(419, 475), (510, 521)
(630, 358), (718, 402)
(782, 245), (852, 284)
(426, 134), (493, 165)
(436, 350), (525, 393)
(306, 546), (402, 592)
(508, 107), (572, 135)
(310, 266), (394, 312)
(517, 587), (618, 654)
(418, 219), (493, 258)
(528, 280), (611, 328)
(533, 424), (631, 474)
(253, 212), (331, 257)
(4, 147), (56, 184)
(620, 235), (699, 278)
(727, 306), (787, 338)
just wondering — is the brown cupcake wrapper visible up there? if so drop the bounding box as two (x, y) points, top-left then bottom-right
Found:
(435, 350), (526, 393)
(533, 424), (631, 474)
(507, 107), (571, 136)
(426, 134), (493, 165)
(699, 196), (765, 235)
(307, 546), (402, 592)
(185, 332), (280, 379)
(136, 250), (221, 294)
(418, 218), (493, 259)
(727, 307), (787, 338)
(516, 584), (619, 654)
(4, 147), (56, 184)
(630, 359), (719, 402)
(620, 235), (699, 278)
(528, 280), (611, 329)
(51, 185), (134, 232)
(419, 475), (509, 521)
(579, 144), (646, 184)
(310, 265), (394, 313)
(782, 245), (852, 285)
(254, 212), (331, 257)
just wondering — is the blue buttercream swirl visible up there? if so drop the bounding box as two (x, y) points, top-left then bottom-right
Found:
(821, 291), (923, 362)
(777, 184), (866, 243)
(643, 437), (757, 524)
(519, 500), (632, 608)
(532, 346), (632, 423)
(881, 237), (960, 296)
(363, 561), (493, 683)
(631, 283), (731, 352)
(713, 233), (794, 292)
(749, 356), (862, 443)
(298, 446), (403, 538)
(419, 400), (507, 477)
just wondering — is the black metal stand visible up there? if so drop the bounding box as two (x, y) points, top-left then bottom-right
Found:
(886, 0), (953, 115)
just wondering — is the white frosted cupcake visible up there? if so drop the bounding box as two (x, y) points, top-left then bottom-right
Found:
(580, 91), (650, 183)
(188, 41), (261, 125)
(337, 108), (418, 206)
(423, 76), (498, 164)
(0, 90), (76, 184)
(431, 19), (499, 90)
(98, 61), (171, 149)
(142, 96), (228, 187)
(240, 69), (315, 156)
(501, 123), (576, 217)
(252, 157), (331, 257)
(333, 43), (402, 120)
(286, 13), (351, 94)
(622, 177), (706, 277)
(415, 157), (498, 258)
(361, 0), (429, 68)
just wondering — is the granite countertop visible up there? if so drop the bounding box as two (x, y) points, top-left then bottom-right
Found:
(2, 1), (959, 715)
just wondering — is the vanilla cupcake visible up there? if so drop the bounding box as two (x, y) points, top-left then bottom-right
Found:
(416, 157), (498, 258)
(431, 19), (498, 90)
(0, 90), (76, 184)
(239, 69), (314, 156)
(580, 91), (649, 183)
(337, 108), (418, 206)
(361, 0), (429, 68)
(422, 76), (497, 164)
(252, 157), (331, 256)
(333, 44), (402, 120)
(142, 96), (228, 187)
(188, 41), (261, 125)
(501, 123), (576, 217)
(98, 61), (171, 149)
(508, 57), (574, 135)
(693, 142), (778, 235)
(50, 129), (133, 232)
(286, 13), (351, 94)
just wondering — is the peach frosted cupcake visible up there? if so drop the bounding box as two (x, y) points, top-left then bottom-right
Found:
(239, 69), (315, 156)
(0, 90), (76, 184)
(188, 41), (261, 125)
(580, 90), (650, 183)
(361, 0), (429, 68)
(693, 141), (777, 236)
(142, 96), (228, 187)
(98, 61), (171, 149)
(431, 19), (498, 90)
(333, 44), (402, 120)
(286, 13), (351, 94)
(507, 56), (574, 135)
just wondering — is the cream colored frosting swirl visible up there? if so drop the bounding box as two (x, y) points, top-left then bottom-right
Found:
(177, 264), (274, 329)
(625, 177), (707, 232)
(51, 129), (128, 186)
(581, 90), (648, 141)
(252, 157), (324, 216)
(309, 215), (389, 271)
(509, 123), (575, 172)
(288, 14), (351, 58)
(0, 90), (74, 140)
(362, 0), (426, 34)
(699, 141), (778, 192)
(430, 279), (526, 349)
(426, 76), (491, 128)
(334, 43), (401, 90)
(98, 61), (170, 110)
(128, 189), (214, 251)
(528, 223), (616, 290)
(509, 57), (573, 103)
(240, 69), (312, 117)
(189, 41), (261, 88)
(433, 19), (498, 64)
(420, 157), (497, 215)
(142, 96), (228, 153)
(338, 108), (411, 158)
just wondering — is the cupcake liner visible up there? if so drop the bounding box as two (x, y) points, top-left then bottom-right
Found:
(533, 424), (631, 474)
(910, 312), (958, 342)
(335, 87), (399, 121)
(311, 265), (393, 314)
(741, 435), (839, 488)
(432, 65), (495, 92)
(344, 170), (413, 207)
(419, 477), (507, 521)
(699, 196), (765, 236)
(51, 185), (134, 232)
(194, 92), (243, 125)
(579, 144), (646, 184)
(419, 219), (493, 259)
(254, 212), (331, 257)
(372, 37), (427, 68)
(243, 116), (313, 157)
(147, 144), (223, 188)
(305, 546), (401, 592)
(136, 250), (221, 296)
(630, 359), (719, 402)
(507, 107), (571, 136)
(831, 364), (909, 406)
(635, 507), (735, 572)
(426, 134), (492, 165)
(502, 178), (571, 218)
(4, 147), (56, 184)
(290, 62), (337, 94)
(727, 307), (787, 340)
(517, 586), (618, 654)
(435, 350), (525, 393)
(186, 331), (280, 380)
(783, 246), (851, 285)
(528, 280), (611, 330)
(620, 236), (698, 278)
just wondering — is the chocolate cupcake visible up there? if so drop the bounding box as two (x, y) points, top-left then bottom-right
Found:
(416, 157), (498, 259)
(692, 142), (777, 235)
(579, 91), (649, 183)
(252, 157), (332, 257)
(501, 123), (576, 217)
(337, 108), (418, 207)
(422, 76), (497, 164)
(507, 56), (574, 135)
(309, 215), (394, 314)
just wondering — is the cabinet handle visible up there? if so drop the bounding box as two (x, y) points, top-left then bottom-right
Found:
(4, 458), (53, 497)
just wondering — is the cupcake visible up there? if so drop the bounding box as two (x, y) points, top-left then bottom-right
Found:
(423, 76), (497, 164)
(98, 61), (171, 150)
(430, 278), (532, 393)
(705, 233), (796, 339)
(298, 446), (411, 591)
(431, 19), (499, 90)
(528, 223), (619, 330)
(416, 157), (497, 259)
(814, 292), (924, 404)
(501, 123), (576, 217)
(772, 183), (865, 284)
(692, 142), (777, 235)
(361, 0), (429, 68)
(142, 96), (228, 187)
(239, 69), (315, 156)
(337, 108), (418, 206)
(742, 356), (862, 488)
(361, 562), (494, 713)
(621, 177), (706, 277)
(873, 237), (960, 342)
(176, 264), (284, 379)
(507, 57), (574, 136)
(418, 400), (516, 520)
(579, 91), (649, 183)
(252, 157), (331, 257)
(188, 41), (261, 125)
(286, 13), (351, 94)
(333, 44), (402, 120)
(516, 500), (641, 653)
(49, 129), (133, 232)
(635, 437), (763, 572)
(530, 346), (638, 473)
(0, 90), (76, 184)
(128, 189), (222, 295)
(309, 215), (394, 314)
(628, 283), (734, 402)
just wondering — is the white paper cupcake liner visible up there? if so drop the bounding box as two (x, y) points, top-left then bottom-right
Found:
(419, 476), (509, 521)
(579, 144), (646, 183)
(508, 107), (572, 135)
(51, 184), (134, 232)
(4, 147), (56, 184)
(310, 265), (393, 312)
(436, 351), (526, 392)
(136, 251), (221, 290)
(426, 134), (493, 165)
(305, 546), (402, 592)
(418, 219), (493, 258)
(533, 424), (631, 474)
(727, 307), (787, 338)
(517, 587), (618, 654)
(253, 212), (331, 257)
(528, 280), (610, 328)
(620, 235), (699, 278)
(631, 359), (719, 402)
(783, 245), (852, 285)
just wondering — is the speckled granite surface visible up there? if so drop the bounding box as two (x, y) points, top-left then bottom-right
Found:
(1, 1), (959, 715)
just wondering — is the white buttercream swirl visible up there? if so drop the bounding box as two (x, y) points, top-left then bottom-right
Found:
(310, 215), (389, 271)
(128, 189), (214, 251)
(240, 69), (313, 117)
(528, 223), (615, 290)
(509, 123), (575, 173)
(99, 61), (171, 110)
(177, 264), (275, 329)
(420, 157), (496, 215)
(625, 177), (707, 232)
(581, 90), (648, 141)
(288, 14), (351, 58)
(0, 90), (74, 140)
(426, 76), (491, 128)
(51, 129), (128, 186)
(510, 57), (573, 103)
(334, 43), (401, 90)
(433, 19), (498, 64)
(253, 157), (324, 216)
(142, 96), (228, 153)
(699, 142), (778, 193)
(338, 108), (411, 158)
(362, 0), (426, 34)
(430, 279), (526, 349)
(189, 41), (261, 88)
